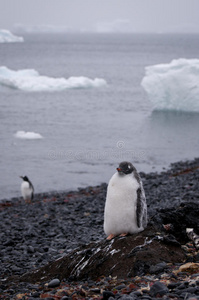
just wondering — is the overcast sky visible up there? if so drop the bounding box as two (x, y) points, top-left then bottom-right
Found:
(1, 0), (199, 33)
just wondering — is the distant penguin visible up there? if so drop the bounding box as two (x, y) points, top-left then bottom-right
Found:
(104, 161), (147, 240)
(20, 176), (34, 202)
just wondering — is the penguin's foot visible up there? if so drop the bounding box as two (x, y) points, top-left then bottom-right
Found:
(25, 199), (31, 204)
(119, 233), (128, 237)
(106, 234), (116, 240)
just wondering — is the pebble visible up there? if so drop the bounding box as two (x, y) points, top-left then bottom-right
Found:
(27, 245), (35, 254)
(149, 262), (167, 274)
(149, 281), (169, 297)
(103, 290), (115, 299)
(0, 158), (199, 299)
(48, 278), (60, 288)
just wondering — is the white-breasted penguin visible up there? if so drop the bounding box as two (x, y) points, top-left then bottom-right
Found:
(20, 175), (34, 202)
(104, 161), (147, 240)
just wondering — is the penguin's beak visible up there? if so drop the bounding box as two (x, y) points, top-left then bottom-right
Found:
(117, 167), (121, 172)
(19, 176), (23, 179)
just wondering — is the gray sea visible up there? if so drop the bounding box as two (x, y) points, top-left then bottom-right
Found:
(1, 33), (199, 200)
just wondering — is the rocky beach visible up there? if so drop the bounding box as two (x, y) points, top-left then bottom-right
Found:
(0, 158), (199, 300)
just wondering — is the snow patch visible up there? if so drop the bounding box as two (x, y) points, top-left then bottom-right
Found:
(0, 66), (107, 92)
(110, 249), (120, 255)
(141, 58), (199, 112)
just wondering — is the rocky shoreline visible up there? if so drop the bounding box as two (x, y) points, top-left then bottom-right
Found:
(0, 158), (199, 299)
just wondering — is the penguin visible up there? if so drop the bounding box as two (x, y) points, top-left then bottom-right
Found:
(20, 175), (34, 203)
(104, 161), (147, 240)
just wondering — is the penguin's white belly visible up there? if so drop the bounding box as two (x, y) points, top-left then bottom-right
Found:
(104, 173), (142, 236)
(21, 182), (32, 200)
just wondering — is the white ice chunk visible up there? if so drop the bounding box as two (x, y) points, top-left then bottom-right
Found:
(14, 131), (43, 139)
(141, 58), (199, 112)
(0, 66), (107, 92)
(0, 29), (24, 43)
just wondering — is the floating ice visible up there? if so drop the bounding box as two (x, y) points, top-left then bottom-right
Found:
(141, 58), (199, 112)
(0, 66), (107, 92)
(0, 29), (24, 43)
(15, 131), (43, 139)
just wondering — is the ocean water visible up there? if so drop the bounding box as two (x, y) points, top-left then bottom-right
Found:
(1, 33), (199, 200)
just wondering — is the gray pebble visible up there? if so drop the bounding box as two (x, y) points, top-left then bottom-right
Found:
(48, 278), (60, 288)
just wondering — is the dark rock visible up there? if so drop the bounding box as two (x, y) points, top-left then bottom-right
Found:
(31, 291), (40, 297)
(130, 291), (142, 297)
(27, 245), (35, 254)
(149, 262), (167, 274)
(48, 278), (60, 288)
(151, 202), (199, 243)
(182, 287), (198, 293)
(43, 246), (49, 252)
(167, 282), (181, 289)
(118, 295), (135, 300)
(140, 296), (152, 300)
(102, 290), (115, 299)
(168, 293), (179, 298)
(115, 284), (126, 290)
(178, 281), (189, 289)
(163, 234), (181, 246)
(4, 239), (15, 247)
(149, 281), (169, 297)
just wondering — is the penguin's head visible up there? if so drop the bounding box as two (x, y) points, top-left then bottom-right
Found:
(117, 161), (134, 175)
(20, 175), (29, 182)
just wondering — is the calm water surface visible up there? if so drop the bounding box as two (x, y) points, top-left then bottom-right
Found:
(0, 33), (199, 199)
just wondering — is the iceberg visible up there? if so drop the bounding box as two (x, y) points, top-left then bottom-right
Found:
(96, 19), (133, 33)
(14, 131), (43, 139)
(0, 66), (107, 92)
(141, 58), (199, 112)
(0, 29), (24, 43)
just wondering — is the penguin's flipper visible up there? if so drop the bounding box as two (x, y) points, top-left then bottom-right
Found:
(136, 187), (142, 228)
(29, 181), (34, 200)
